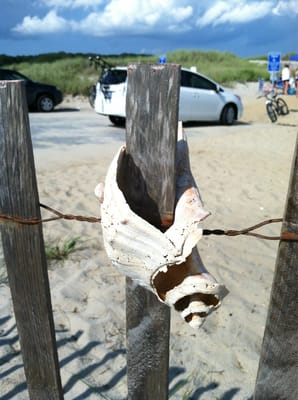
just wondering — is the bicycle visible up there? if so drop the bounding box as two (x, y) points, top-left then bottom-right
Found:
(88, 55), (115, 109)
(258, 91), (289, 123)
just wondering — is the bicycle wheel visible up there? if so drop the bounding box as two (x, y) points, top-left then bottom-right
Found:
(276, 98), (289, 115)
(88, 85), (96, 108)
(266, 102), (278, 123)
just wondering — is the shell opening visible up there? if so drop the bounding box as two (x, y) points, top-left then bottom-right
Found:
(185, 312), (208, 323)
(152, 262), (192, 301)
(174, 293), (219, 312)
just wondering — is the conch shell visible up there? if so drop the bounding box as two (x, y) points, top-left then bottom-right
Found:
(95, 123), (227, 329)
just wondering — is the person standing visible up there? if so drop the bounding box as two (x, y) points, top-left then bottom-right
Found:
(281, 64), (290, 95)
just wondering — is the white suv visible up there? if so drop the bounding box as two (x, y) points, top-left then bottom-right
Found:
(94, 66), (243, 126)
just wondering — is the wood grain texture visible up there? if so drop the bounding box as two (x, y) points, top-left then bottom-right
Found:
(254, 135), (298, 400)
(124, 64), (180, 400)
(0, 81), (63, 399)
(126, 278), (171, 400)
(124, 63), (180, 229)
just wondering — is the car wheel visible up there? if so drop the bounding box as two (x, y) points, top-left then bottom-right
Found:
(36, 95), (54, 112)
(109, 115), (125, 127)
(221, 105), (236, 125)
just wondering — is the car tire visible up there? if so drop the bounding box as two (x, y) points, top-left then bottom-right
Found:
(36, 95), (54, 112)
(109, 115), (126, 127)
(221, 105), (236, 125)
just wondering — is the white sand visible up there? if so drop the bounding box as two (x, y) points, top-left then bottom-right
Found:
(0, 88), (297, 399)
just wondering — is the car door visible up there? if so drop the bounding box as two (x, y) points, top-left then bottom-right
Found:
(179, 70), (222, 121)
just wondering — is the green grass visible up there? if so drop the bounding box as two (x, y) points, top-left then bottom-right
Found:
(45, 237), (80, 262)
(0, 237), (80, 283)
(1, 49), (286, 96)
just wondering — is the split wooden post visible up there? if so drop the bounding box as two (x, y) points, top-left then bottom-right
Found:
(124, 64), (180, 399)
(0, 81), (64, 399)
(254, 135), (298, 400)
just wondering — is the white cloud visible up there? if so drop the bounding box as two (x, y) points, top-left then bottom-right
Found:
(196, 1), (272, 27)
(196, 1), (230, 27)
(11, 1), (297, 38)
(272, 0), (298, 16)
(12, 10), (69, 34)
(171, 6), (193, 22)
(73, 0), (193, 35)
(104, 0), (193, 26)
(12, 0), (193, 36)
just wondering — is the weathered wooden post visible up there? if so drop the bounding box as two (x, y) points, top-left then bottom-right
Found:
(124, 64), (180, 399)
(0, 80), (64, 399)
(254, 135), (298, 400)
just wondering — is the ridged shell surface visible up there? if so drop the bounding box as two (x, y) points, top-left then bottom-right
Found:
(96, 123), (227, 328)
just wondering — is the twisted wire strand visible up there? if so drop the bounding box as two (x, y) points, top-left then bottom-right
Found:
(0, 204), (297, 241)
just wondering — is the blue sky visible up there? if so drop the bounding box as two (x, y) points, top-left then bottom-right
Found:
(1, 0), (297, 58)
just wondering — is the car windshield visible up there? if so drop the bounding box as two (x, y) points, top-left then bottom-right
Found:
(100, 69), (127, 85)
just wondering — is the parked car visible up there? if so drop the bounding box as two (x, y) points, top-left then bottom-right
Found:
(0, 68), (63, 112)
(93, 66), (243, 126)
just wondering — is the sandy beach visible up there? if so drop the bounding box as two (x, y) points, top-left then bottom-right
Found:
(0, 83), (297, 399)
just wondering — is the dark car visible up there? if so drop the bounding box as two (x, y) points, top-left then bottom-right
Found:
(0, 68), (63, 112)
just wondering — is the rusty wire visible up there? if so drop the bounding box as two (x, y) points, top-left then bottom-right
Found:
(0, 203), (101, 225)
(202, 218), (298, 241)
(0, 204), (297, 241)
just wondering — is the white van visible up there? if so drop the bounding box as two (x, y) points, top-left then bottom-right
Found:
(94, 66), (243, 126)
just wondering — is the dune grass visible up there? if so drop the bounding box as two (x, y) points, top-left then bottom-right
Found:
(3, 50), (269, 96)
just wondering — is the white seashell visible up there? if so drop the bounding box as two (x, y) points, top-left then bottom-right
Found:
(94, 182), (105, 203)
(96, 122), (228, 329)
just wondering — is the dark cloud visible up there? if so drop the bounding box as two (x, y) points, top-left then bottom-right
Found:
(0, 1), (297, 57)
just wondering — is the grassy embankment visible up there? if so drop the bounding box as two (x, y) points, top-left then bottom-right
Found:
(1, 50), (270, 96)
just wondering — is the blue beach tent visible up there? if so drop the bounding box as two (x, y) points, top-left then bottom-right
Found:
(289, 54), (298, 61)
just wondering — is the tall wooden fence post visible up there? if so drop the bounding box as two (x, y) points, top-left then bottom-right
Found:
(0, 81), (64, 399)
(124, 64), (180, 399)
(254, 135), (298, 400)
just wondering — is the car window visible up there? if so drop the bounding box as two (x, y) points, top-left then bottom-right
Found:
(0, 71), (12, 80)
(10, 71), (28, 80)
(0, 70), (29, 81)
(181, 70), (216, 91)
(100, 69), (127, 85)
